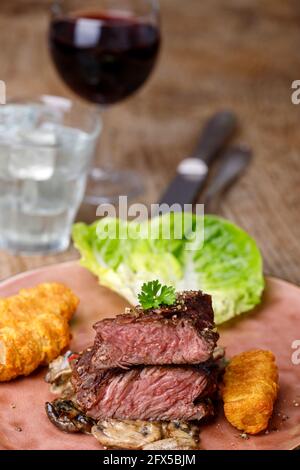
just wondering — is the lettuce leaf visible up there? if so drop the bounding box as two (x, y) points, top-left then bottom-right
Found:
(72, 214), (264, 324)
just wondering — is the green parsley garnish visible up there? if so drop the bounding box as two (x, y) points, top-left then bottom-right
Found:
(138, 280), (176, 310)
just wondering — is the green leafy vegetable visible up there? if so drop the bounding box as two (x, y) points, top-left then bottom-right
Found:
(138, 280), (176, 310)
(72, 214), (264, 324)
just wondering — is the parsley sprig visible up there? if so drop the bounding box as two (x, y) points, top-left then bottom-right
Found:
(138, 280), (176, 310)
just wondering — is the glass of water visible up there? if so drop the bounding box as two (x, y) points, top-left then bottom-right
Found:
(0, 95), (101, 254)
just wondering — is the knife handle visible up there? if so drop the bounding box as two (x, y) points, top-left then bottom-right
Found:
(192, 111), (238, 164)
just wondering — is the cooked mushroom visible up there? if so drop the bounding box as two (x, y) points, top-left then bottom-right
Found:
(45, 399), (95, 434)
(143, 437), (197, 450)
(45, 351), (77, 398)
(144, 421), (200, 450)
(163, 421), (200, 443)
(92, 419), (162, 449)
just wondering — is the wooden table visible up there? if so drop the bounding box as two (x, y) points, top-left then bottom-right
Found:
(0, 0), (299, 285)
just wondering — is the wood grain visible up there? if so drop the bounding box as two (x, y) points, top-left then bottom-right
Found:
(0, 0), (299, 285)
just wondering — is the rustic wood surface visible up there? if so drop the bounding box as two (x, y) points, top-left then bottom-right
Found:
(0, 0), (299, 284)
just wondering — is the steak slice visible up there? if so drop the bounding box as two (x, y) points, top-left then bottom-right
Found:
(72, 355), (216, 422)
(90, 291), (218, 369)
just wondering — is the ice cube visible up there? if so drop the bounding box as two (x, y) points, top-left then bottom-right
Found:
(21, 178), (67, 216)
(9, 128), (57, 181)
(56, 126), (92, 174)
(0, 104), (40, 139)
(21, 180), (39, 214)
(0, 143), (10, 177)
(19, 127), (57, 146)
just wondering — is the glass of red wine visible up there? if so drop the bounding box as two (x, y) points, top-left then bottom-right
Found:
(49, 0), (160, 205)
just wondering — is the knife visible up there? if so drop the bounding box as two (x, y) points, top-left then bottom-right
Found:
(203, 145), (252, 213)
(157, 111), (237, 210)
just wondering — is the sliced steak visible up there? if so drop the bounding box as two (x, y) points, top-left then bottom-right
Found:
(89, 291), (218, 369)
(72, 357), (216, 421)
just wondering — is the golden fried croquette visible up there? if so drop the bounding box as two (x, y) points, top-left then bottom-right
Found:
(0, 283), (79, 381)
(222, 349), (279, 435)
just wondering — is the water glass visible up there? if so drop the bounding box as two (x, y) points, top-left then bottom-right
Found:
(0, 95), (101, 253)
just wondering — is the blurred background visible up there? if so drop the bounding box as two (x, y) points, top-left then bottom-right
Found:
(0, 0), (299, 284)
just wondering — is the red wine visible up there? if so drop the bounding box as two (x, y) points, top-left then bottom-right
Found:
(49, 11), (160, 105)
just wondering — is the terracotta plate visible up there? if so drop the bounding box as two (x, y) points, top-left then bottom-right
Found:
(0, 261), (299, 450)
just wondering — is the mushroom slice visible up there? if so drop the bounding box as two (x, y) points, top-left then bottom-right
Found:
(45, 351), (73, 383)
(163, 421), (200, 443)
(143, 437), (197, 450)
(51, 380), (75, 398)
(144, 421), (200, 450)
(45, 399), (95, 434)
(45, 351), (77, 398)
(92, 419), (162, 449)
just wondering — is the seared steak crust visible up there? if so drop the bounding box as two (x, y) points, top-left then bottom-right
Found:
(90, 291), (218, 369)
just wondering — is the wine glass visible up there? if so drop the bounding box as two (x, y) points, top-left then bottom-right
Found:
(49, 0), (160, 206)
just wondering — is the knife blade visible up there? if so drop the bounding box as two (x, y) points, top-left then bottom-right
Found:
(157, 111), (237, 210)
(203, 145), (252, 213)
